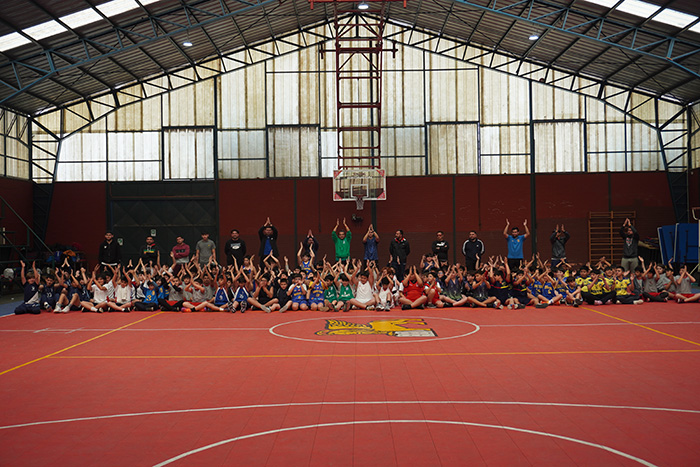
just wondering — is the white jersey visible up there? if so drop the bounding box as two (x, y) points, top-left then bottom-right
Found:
(355, 280), (374, 302)
(378, 288), (394, 307)
(91, 282), (113, 303)
(115, 284), (133, 303)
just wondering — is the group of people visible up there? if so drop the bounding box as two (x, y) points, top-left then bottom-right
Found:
(12, 217), (697, 315)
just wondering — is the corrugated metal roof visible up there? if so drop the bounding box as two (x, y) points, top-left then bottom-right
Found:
(0, 0), (698, 115)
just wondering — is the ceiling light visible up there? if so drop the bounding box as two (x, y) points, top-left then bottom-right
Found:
(529, 33), (539, 40)
(182, 40), (193, 47)
(358, 2), (369, 10)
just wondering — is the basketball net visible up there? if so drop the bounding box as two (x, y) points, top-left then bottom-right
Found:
(354, 195), (365, 211)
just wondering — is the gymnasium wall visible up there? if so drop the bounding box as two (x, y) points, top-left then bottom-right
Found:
(45, 172), (675, 268)
(0, 178), (33, 253)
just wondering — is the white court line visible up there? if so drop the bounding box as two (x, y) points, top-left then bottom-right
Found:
(0, 328), (271, 332)
(478, 321), (700, 328)
(153, 419), (657, 467)
(269, 315), (480, 344)
(2, 400), (698, 431)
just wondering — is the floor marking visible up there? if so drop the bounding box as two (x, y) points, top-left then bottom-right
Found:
(2, 399), (698, 431)
(269, 315), (480, 344)
(2, 321), (699, 333)
(0, 327), (271, 332)
(152, 419), (657, 467)
(49, 348), (700, 359)
(582, 307), (700, 347)
(478, 321), (700, 328)
(0, 312), (163, 376)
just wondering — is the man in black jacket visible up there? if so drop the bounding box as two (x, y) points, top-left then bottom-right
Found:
(98, 231), (121, 270)
(462, 231), (484, 271)
(431, 231), (449, 266)
(389, 229), (410, 281)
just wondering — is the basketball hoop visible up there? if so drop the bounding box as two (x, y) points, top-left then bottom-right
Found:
(354, 195), (365, 211)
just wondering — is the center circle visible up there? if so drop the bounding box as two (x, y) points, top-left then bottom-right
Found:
(269, 315), (480, 344)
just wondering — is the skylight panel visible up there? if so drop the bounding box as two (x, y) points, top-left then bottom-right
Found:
(24, 21), (68, 41)
(583, 0), (700, 35)
(0, 32), (31, 51)
(61, 9), (103, 29)
(617, 0), (660, 17)
(584, 0), (619, 8)
(0, 0), (165, 52)
(97, 0), (140, 18)
(653, 8), (697, 29)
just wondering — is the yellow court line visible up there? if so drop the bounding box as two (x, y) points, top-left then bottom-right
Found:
(582, 306), (700, 347)
(0, 312), (163, 376)
(50, 348), (700, 359)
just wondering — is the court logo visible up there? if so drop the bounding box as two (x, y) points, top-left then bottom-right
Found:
(315, 318), (437, 337)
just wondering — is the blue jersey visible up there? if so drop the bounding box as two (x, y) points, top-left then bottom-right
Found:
(507, 235), (526, 259)
(23, 282), (40, 305)
(364, 236), (378, 261)
(157, 285), (169, 300)
(233, 286), (249, 302)
(214, 287), (230, 306)
(541, 282), (556, 299)
(142, 286), (158, 304)
(309, 281), (324, 303)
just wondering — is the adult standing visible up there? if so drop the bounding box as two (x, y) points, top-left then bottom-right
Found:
(462, 230), (484, 271)
(195, 233), (216, 267)
(503, 219), (529, 270)
(550, 225), (570, 268)
(98, 231), (121, 270)
(332, 218), (352, 263)
(620, 218), (640, 272)
(224, 229), (247, 267)
(389, 229), (410, 281)
(431, 231), (449, 266)
(171, 236), (190, 273)
(258, 217), (279, 263)
(363, 224), (380, 264)
(140, 235), (159, 267)
(301, 229), (320, 262)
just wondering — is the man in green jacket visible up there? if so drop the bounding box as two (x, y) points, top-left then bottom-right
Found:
(332, 218), (352, 264)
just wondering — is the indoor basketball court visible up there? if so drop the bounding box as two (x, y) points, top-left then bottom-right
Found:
(1, 0), (700, 465)
(2, 304), (700, 465)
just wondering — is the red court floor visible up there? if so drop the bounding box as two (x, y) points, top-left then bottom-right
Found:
(1, 304), (700, 466)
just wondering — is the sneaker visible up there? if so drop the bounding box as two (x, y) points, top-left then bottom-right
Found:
(366, 305), (375, 311)
(605, 300), (613, 305)
(678, 298), (684, 303)
(240, 302), (247, 313)
(633, 299), (644, 305)
(401, 304), (411, 310)
(426, 303), (436, 309)
(417, 304), (425, 309)
(594, 300), (603, 306)
(53, 307), (61, 313)
(343, 302), (351, 312)
(516, 304), (526, 309)
(535, 303), (549, 309)
(44, 302), (50, 310)
(443, 302), (453, 308)
(507, 304), (513, 310)
(262, 305), (272, 313)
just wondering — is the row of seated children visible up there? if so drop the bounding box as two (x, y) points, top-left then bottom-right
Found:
(13, 250), (699, 315)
